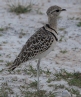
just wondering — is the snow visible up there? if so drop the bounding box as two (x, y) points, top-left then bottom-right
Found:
(0, 0), (81, 97)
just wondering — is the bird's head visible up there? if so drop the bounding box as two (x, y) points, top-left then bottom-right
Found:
(46, 5), (66, 18)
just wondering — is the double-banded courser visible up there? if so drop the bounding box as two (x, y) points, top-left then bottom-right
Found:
(9, 5), (66, 91)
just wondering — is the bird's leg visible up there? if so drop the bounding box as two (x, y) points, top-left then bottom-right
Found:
(37, 59), (41, 92)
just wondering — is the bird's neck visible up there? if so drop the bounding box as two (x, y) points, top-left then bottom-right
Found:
(48, 17), (57, 31)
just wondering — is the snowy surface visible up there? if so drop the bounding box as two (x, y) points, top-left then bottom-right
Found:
(0, 0), (81, 97)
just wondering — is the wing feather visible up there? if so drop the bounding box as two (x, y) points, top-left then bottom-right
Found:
(9, 27), (54, 70)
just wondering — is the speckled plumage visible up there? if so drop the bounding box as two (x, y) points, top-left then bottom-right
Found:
(9, 25), (58, 70)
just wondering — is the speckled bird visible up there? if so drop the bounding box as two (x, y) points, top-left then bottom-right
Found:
(9, 5), (66, 91)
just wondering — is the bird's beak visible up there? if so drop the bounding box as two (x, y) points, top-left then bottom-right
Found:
(61, 9), (66, 11)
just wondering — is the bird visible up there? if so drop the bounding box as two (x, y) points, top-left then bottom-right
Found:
(9, 5), (66, 91)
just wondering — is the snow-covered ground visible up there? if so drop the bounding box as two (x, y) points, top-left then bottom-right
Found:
(0, 0), (81, 97)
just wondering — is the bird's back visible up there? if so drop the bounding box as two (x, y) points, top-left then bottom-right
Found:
(9, 25), (58, 70)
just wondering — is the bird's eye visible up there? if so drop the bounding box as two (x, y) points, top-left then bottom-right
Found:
(56, 10), (59, 12)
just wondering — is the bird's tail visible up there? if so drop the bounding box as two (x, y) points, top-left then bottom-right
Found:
(8, 58), (21, 71)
